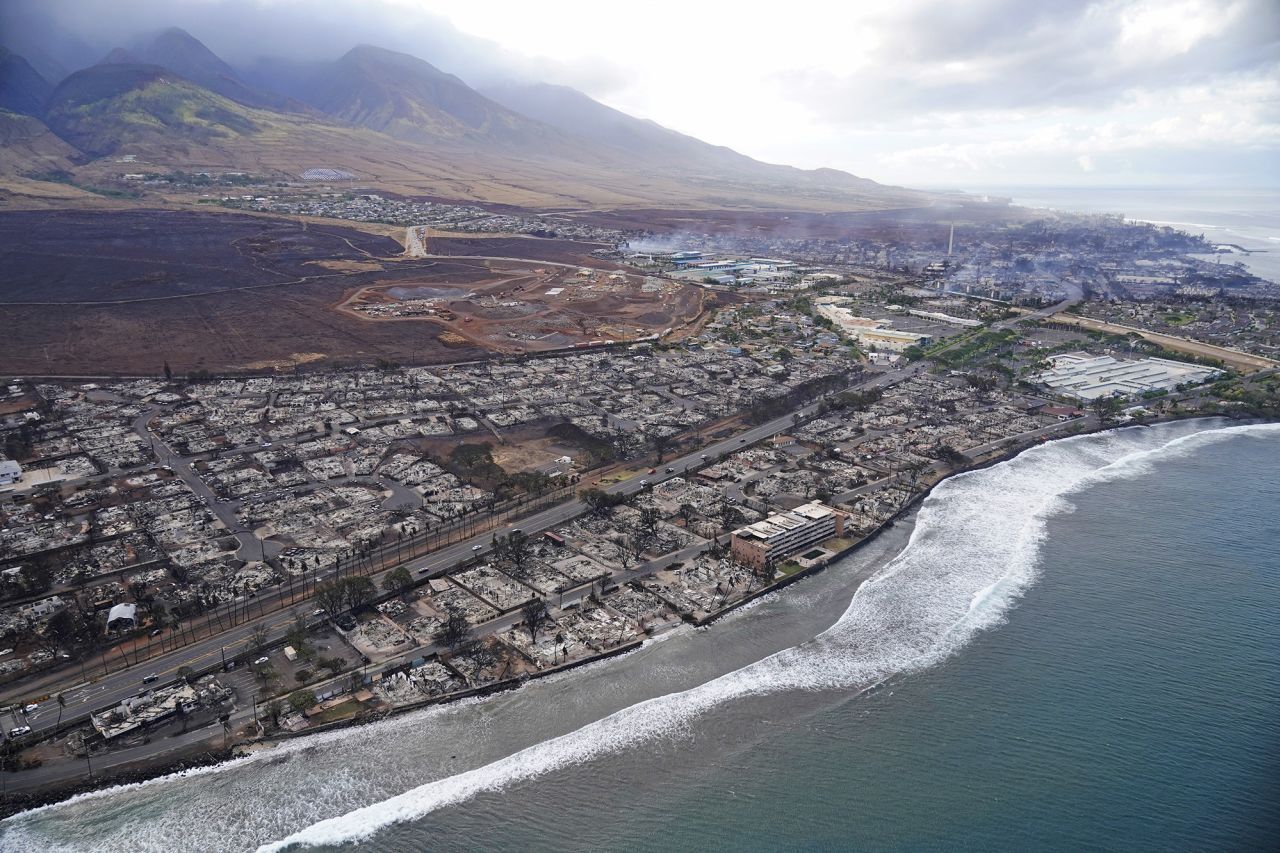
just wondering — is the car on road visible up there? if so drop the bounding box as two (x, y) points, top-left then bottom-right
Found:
(665, 467), (674, 473)
(738, 437), (747, 443)
(142, 673), (158, 684)
(253, 656), (270, 666)
(8, 726), (31, 738)
(700, 454), (708, 460)
(647, 468), (656, 474)
(149, 628), (163, 637)
(261, 442), (272, 448)
(312, 608), (326, 617)
(22, 703), (37, 714)
(639, 479), (649, 487)
(471, 544), (482, 552)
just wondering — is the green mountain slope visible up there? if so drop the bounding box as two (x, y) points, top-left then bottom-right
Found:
(44, 63), (259, 157)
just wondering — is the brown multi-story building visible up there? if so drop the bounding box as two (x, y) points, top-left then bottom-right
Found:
(730, 501), (846, 572)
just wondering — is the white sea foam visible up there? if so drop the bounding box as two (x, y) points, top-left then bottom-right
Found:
(4, 420), (1272, 853)
(258, 422), (1278, 852)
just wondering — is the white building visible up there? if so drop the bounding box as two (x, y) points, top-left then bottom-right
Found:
(1037, 353), (1220, 400)
(906, 309), (983, 328)
(815, 300), (932, 352)
(731, 502), (847, 571)
(0, 459), (20, 486)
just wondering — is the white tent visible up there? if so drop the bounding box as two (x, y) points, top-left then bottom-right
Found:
(107, 602), (138, 629)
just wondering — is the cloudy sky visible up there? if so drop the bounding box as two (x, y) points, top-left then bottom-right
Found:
(434, 0), (1280, 189)
(10, 0), (1279, 190)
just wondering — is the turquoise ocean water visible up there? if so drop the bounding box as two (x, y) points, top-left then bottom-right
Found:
(3, 419), (1277, 852)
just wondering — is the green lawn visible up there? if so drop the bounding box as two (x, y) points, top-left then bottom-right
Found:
(308, 699), (364, 725)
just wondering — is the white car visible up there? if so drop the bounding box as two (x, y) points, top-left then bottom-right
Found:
(22, 703), (38, 714)
(253, 656), (270, 666)
(8, 726), (31, 738)
(471, 544), (482, 552)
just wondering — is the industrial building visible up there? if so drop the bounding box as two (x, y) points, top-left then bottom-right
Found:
(731, 501), (847, 571)
(815, 300), (932, 351)
(1036, 353), (1220, 400)
(906, 309), (982, 328)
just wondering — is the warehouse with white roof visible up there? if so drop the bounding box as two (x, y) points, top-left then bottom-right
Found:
(1036, 353), (1220, 400)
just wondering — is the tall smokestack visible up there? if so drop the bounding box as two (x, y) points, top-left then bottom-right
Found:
(947, 224), (954, 256)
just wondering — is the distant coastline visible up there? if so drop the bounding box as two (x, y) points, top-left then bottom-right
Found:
(979, 185), (1280, 283)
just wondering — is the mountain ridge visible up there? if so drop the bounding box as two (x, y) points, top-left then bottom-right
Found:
(4, 29), (928, 212)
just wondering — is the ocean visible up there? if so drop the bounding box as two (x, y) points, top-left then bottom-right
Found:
(2, 418), (1277, 852)
(990, 186), (1280, 284)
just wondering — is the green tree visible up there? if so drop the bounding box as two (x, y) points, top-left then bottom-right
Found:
(315, 580), (346, 617)
(288, 689), (318, 714)
(342, 576), (376, 611)
(580, 487), (620, 518)
(1091, 394), (1123, 425)
(383, 566), (414, 594)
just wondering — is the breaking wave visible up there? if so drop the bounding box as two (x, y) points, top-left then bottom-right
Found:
(256, 421), (1279, 852)
(4, 420), (1274, 853)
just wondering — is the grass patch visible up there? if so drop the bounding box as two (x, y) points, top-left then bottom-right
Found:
(598, 468), (644, 484)
(308, 699), (365, 725)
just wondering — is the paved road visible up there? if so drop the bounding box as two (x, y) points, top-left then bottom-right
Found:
(996, 281), (1084, 329)
(132, 409), (261, 561)
(3, 366), (916, 741)
(2, 531), (720, 793)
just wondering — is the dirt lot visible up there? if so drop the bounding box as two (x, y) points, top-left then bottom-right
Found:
(0, 210), (705, 376)
(339, 261), (705, 353)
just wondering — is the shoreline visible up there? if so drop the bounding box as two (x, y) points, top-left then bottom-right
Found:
(0, 411), (1264, 819)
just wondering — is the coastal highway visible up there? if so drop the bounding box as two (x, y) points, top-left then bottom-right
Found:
(4, 365), (920, 742)
(0, 535), (721, 794)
